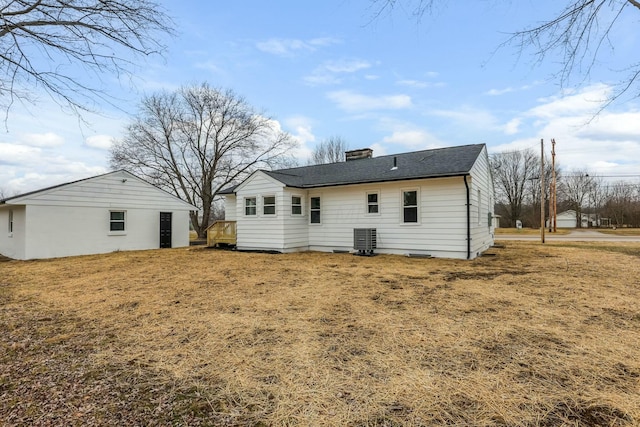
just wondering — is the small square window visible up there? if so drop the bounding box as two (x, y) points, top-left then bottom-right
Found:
(110, 211), (126, 231)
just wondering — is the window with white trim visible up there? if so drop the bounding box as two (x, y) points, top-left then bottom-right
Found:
(8, 210), (13, 234)
(367, 192), (379, 214)
(245, 197), (257, 216)
(310, 196), (321, 224)
(402, 190), (418, 223)
(263, 195), (276, 215)
(109, 211), (126, 232)
(291, 195), (302, 215)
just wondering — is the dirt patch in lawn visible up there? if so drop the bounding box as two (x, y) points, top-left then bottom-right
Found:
(1, 241), (640, 425)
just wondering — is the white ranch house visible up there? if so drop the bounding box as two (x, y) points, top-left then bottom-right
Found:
(214, 144), (495, 260)
(0, 170), (197, 260)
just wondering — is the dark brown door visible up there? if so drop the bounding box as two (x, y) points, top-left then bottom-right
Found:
(160, 212), (172, 248)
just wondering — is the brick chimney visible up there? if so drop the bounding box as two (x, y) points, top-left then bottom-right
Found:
(345, 148), (373, 161)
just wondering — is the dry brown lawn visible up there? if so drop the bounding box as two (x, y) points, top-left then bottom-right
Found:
(1, 242), (639, 426)
(597, 228), (640, 236)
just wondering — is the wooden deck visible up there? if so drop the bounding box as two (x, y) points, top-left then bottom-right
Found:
(206, 221), (237, 247)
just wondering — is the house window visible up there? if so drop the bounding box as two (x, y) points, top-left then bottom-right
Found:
(8, 210), (13, 234)
(245, 197), (256, 216)
(110, 211), (126, 231)
(291, 195), (302, 215)
(403, 190), (418, 223)
(367, 192), (379, 214)
(310, 196), (321, 224)
(263, 196), (276, 215)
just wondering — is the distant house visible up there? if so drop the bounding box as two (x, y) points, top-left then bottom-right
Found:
(0, 170), (197, 260)
(217, 144), (495, 260)
(553, 209), (600, 228)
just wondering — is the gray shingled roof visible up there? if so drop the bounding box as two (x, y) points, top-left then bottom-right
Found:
(221, 143), (485, 193)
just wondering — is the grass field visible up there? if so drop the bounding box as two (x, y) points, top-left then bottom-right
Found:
(1, 242), (639, 426)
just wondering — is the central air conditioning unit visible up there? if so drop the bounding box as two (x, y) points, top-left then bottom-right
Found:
(354, 228), (376, 256)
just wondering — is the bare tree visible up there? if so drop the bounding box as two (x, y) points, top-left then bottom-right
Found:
(110, 83), (298, 237)
(0, 0), (173, 117)
(490, 149), (539, 227)
(604, 180), (637, 227)
(310, 136), (349, 165)
(559, 170), (595, 227)
(371, 1), (640, 105)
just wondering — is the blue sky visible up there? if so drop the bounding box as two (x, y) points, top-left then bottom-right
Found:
(2, 0), (640, 195)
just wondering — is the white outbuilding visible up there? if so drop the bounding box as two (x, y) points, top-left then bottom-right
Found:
(0, 170), (198, 260)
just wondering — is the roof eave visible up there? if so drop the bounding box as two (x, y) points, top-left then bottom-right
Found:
(291, 172), (472, 189)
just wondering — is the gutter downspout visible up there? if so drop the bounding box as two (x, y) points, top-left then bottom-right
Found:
(463, 175), (471, 260)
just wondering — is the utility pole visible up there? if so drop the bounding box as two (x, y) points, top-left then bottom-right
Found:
(551, 139), (557, 233)
(540, 139), (545, 244)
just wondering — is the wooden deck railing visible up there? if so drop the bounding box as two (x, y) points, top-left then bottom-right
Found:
(206, 220), (237, 247)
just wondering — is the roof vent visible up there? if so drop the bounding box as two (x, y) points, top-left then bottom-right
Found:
(345, 148), (373, 161)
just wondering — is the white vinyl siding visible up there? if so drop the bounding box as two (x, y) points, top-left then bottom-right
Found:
(234, 172), (286, 251)
(0, 171), (195, 260)
(282, 189), (308, 250)
(224, 195), (237, 221)
(467, 145), (495, 257)
(307, 179), (468, 257)
(477, 189), (482, 225)
(0, 206), (25, 259)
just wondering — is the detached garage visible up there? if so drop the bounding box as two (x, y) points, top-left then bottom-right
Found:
(0, 170), (197, 260)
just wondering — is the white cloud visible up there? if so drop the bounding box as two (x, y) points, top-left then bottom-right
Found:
(323, 60), (370, 73)
(0, 161), (108, 196)
(369, 143), (388, 157)
(85, 135), (114, 150)
(528, 84), (611, 119)
(503, 118), (521, 135)
(284, 116), (316, 145)
(485, 82), (541, 96)
(256, 37), (340, 57)
(0, 142), (42, 165)
(381, 130), (443, 149)
(21, 132), (64, 147)
(485, 87), (515, 96)
(327, 90), (412, 112)
(194, 60), (223, 74)
(429, 106), (500, 130)
(492, 84), (640, 177)
(304, 59), (372, 86)
(396, 79), (445, 89)
(396, 79), (429, 89)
